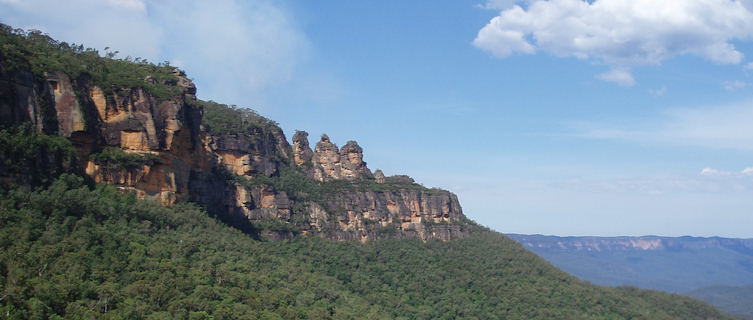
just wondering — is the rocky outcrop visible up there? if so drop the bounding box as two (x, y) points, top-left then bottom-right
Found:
(212, 130), (289, 177)
(46, 71), (86, 137)
(339, 140), (372, 180)
(313, 134), (341, 181)
(310, 187), (468, 242)
(1, 54), (473, 241)
(2, 65), (206, 205)
(308, 133), (372, 182)
(292, 130), (313, 166)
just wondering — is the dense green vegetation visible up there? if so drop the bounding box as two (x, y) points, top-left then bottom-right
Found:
(90, 147), (157, 171)
(0, 173), (733, 319)
(196, 100), (280, 137)
(0, 24), (179, 100)
(0, 124), (78, 187)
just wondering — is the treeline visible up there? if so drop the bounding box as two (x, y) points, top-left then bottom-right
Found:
(0, 23), (179, 100)
(0, 173), (732, 319)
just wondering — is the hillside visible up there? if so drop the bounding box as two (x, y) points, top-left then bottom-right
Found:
(0, 175), (734, 319)
(0, 25), (736, 319)
(507, 234), (753, 293)
(687, 285), (753, 319)
(508, 234), (753, 318)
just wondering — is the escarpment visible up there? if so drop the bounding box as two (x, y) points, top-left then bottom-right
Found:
(0, 29), (473, 241)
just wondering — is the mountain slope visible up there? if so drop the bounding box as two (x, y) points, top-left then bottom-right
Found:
(687, 285), (753, 319)
(0, 175), (734, 319)
(507, 234), (753, 293)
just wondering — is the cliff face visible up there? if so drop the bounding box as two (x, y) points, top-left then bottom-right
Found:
(1, 66), (206, 206)
(0, 44), (472, 241)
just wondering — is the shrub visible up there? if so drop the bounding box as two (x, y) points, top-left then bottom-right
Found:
(90, 147), (157, 170)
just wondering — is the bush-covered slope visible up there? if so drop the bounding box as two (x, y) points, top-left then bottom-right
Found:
(687, 285), (753, 319)
(0, 174), (733, 319)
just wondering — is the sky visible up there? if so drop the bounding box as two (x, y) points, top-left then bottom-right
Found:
(2, 0), (752, 237)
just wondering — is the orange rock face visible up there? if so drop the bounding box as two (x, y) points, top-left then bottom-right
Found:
(4, 66), (471, 241)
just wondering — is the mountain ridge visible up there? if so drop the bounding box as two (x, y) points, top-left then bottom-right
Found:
(0, 24), (738, 319)
(0, 24), (472, 242)
(508, 234), (753, 292)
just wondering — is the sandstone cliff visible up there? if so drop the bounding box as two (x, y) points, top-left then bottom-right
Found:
(0, 29), (473, 241)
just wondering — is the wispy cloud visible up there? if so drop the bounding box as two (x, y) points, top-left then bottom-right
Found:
(700, 167), (725, 176)
(703, 167), (753, 176)
(568, 101), (753, 150)
(649, 86), (667, 97)
(596, 68), (635, 87)
(723, 80), (748, 92)
(476, 0), (527, 10)
(0, 0), (308, 107)
(473, 0), (753, 85)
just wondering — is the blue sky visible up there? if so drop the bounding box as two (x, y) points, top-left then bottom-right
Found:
(2, 0), (752, 237)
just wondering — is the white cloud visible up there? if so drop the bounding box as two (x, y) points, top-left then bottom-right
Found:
(742, 167), (753, 175)
(476, 0), (526, 10)
(596, 68), (635, 86)
(746, 62), (753, 70)
(723, 80), (748, 92)
(474, 0), (753, 85)
(700, 167), (728, 176)
(569, 101), (753, 150)
(0, 0), (162, 60)
(0, 0), (308, 107)
(148, 0), (308, 106)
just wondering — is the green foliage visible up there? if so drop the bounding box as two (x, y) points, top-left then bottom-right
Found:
(0, 24), (180, 101)
(90, 147), (157, 170)
(195, 100), (279, 137)
(0, 175), (733, 319)
(0, 124), (78, 187)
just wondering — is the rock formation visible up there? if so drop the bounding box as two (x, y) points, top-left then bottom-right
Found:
(292, 130), (313, 166)
(339, 140), (372, 180)
(312, 134), (341, 181)
(374, 169), (385, 184)
(306, 133), (373, 182)
(1, 53), (472, 241)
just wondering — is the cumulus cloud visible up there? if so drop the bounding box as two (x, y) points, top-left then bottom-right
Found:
(474, 0), (753, 84)
(742, 167), (753, 175)
(0, 0), (307, 106)
(569, 101), (753, 150)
